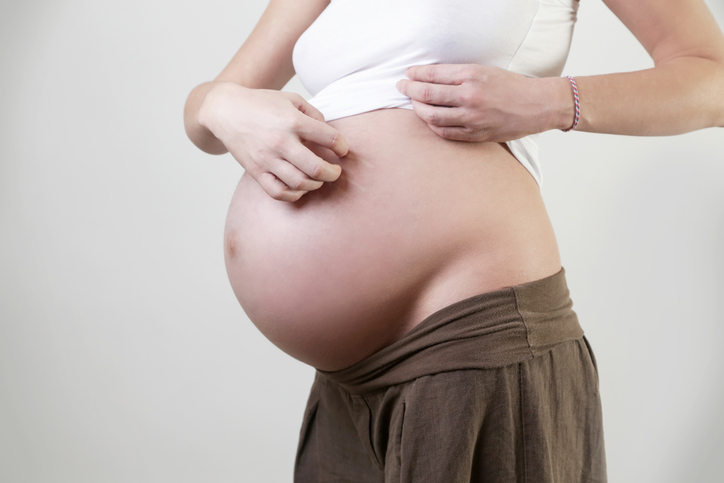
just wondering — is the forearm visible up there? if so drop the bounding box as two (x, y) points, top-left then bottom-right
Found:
(183, 81), (230, 155)
(550, 56), (724, 135)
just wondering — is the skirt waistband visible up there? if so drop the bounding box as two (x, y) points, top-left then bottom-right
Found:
(317, 267), (584, 395)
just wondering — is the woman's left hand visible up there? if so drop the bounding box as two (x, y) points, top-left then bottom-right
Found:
(395, 64), (573, 142)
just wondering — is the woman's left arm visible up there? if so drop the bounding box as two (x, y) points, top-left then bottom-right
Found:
(396, 0), (724, 141)
(575, 0), (724, 135)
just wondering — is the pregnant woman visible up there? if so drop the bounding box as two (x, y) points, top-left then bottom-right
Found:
(184, 0), (724, 481)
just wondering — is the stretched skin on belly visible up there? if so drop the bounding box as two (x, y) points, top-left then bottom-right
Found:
(223, 109), (560, 371)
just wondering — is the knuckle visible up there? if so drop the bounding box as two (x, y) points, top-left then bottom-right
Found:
(249, 152), (271, 173)
(472, 117), (486, 131)
(460, 110), (474, 126)
(263, 179), (285, 200)
(254, 149), (273, 168)
(269, 188), (285, 201)
(459, 90), (473, 105)
(289, 176), (307, 191)
(245, 163), (261, 177)
(277, 110), (293, 123)
(329, 132), (339, 148)
(286, 114), (302, 131)
(420, 86), (432, 102)
(267, 132), (286, 150)
(309, 162), (322, 179)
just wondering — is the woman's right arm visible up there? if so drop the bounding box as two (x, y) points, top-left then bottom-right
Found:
(184, 0), (349, 202)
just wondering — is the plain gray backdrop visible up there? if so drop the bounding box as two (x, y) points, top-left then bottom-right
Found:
(1, 0), (723, 481)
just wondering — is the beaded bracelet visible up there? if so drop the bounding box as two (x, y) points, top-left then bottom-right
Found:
(561, 76), (580, 132)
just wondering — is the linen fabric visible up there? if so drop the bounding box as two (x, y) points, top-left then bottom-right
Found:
(293, 268), (607, 482)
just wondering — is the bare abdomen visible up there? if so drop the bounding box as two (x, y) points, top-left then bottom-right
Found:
(223, 109), (561, 370)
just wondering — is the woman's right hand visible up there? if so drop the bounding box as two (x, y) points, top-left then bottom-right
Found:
(198, 82), (349, 202)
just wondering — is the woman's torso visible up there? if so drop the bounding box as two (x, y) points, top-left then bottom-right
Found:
(223, 0), (578, 371)
(224, 109), (560, 370)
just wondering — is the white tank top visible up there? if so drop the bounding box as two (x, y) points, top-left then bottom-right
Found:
(292, 0), (580, 187)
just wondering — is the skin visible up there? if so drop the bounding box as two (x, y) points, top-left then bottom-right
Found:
(395, 0), (724, 140)
(197, 85), (347, 201)
(185, 0), (724, 203)
(184, 0), (724, 369)
(184, 0), (346, 202)
(222, 108), (561, 369)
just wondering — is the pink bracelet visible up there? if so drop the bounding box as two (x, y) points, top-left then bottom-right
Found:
(561, 76), (580, 132)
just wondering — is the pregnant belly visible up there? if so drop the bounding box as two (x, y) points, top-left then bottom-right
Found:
(224, 108), (561, 371)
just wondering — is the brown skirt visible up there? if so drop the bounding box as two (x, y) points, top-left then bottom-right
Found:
(294, 267), (607, 482)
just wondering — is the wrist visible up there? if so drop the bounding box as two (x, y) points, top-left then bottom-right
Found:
(542, 76), (578, 131)
(198, 81), (241, 133)
(186, 81), (245, 155)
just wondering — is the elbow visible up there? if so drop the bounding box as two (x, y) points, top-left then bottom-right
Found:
(709, 59), (724, 128)
(683, 55), (724, 130)
(697, 48), (724, 128)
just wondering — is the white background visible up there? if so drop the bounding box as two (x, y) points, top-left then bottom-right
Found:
(1, 0), (723, 481)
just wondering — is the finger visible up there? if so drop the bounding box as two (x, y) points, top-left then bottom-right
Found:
(410, 99), (463, 127)
(396, 80), (462, 107)
(428, 124), (484, 142)
(284, 144), (342, 183)
(270, 159), (325, 192)
(256, 172), (306, 202)
(296, 116), (350, 158)
(283, 92), (327, 123)
(404, 64), (473, 85)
